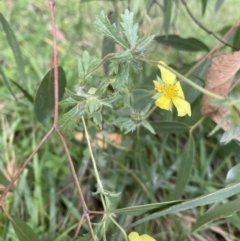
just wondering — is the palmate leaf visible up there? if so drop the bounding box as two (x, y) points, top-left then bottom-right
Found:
(59, 104), (85, 133)
(135, 35), (155, 55)
(120, 9), (138, 48)
(114, 117), (136, 134)
(113, 63), (130, 88)
(78, 51), (100, 81)
(95, 11), (128, 49)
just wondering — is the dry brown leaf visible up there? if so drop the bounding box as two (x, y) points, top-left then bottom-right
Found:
(0, 160), (18, 190)
(201, 51), (240, 140)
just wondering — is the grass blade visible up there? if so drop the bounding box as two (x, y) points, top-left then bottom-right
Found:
(0, 65), (18, 102)
(0, 13), (25, 83)
(172, 136), (195, 199)
(130, 182), (240, 227)
(11, 216), (40, 241)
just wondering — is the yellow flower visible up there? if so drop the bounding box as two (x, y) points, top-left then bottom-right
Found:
(153, 61), (191, 117)
(128, 232), (156, 241)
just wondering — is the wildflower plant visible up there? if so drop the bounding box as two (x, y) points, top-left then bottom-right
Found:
(1, 2), (240, 241)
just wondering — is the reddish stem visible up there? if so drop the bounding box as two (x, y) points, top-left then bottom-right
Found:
(56, 130), (95, 240)
(49, 0), (59, 128)
(0, 127), (54, 205)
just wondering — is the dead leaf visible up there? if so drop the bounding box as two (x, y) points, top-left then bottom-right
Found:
(0, 160), (18, 190)
(201, 51), (240, 140)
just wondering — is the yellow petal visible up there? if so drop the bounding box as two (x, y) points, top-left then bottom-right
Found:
(155, 95), (171, 110)
(158, 61), (176, 85)
(174, 81), (185, 99)
(128, 232), (142, 241)
(172, 97), (191, 116)
(140, 234), (156, 241)
(153, 80), (164, 93)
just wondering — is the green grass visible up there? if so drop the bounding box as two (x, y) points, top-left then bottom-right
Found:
(1, 0), (240, 241)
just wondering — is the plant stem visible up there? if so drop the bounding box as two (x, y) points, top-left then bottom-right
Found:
(81, 116), (107, 210)
(144, 105), (157, 119)
(134, 56), (224, 100)
(108, 215), (128, 241)
(84, 53), (116, 82)
(190, 116), (206, 135)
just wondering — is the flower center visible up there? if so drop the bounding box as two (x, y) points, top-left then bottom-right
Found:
(162, 84), (178, 99)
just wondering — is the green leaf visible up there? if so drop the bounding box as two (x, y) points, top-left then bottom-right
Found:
(11, 216), (40, 241)
(78, 51), (100, 81)
(34, 66), (67, 124)
(172, 136), (195, 199)
(9, 79), (34, 103)
(0, 171), (9, 187)
(130, 182), (240, 227)
(141, 120), (156, 134)
(59, 105), (85, 133)
(120, 9), (138, 48)
(95, 11), (128, 49)
(102, 10), (115, 75)
(192, 199), (240, 231)
(81, 0), (119, 2)
(114, 200), (182, 216)
(114, 117), (136, 134)
(92, 111), (102, 129)
(201, 0), (208, 16)
(226, 163), (240, 184)
(0, 65), (18, 102)
(112, 62), (130, 88)
(150, 121), (189, 134)
(87, 98), (101, 114)
(0, 13), (25, 83)
(215, 0), (225, 13)
(135, 35), (155, 54)
(0, 214), (8, 239)
(163, 0), (172, 35)
(220, 125), (240, 144)
(233, 26), (240, 49)
(155, 35), (209, 52)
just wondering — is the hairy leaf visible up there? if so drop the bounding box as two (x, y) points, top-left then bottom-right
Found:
(95, 11), (127, 49)
(120, 9), (138, 47)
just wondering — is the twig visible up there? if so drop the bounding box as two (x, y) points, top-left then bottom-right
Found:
(0, 127), (54, 204)
(185, 18), (240, 77)
(56, 130), (95, 240)
(48, 1), (96, 239)
(181, 0), (238, 51)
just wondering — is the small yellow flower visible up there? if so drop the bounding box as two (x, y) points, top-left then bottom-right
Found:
(153, 61), (191, 117)
(128, 232), (156, 241)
